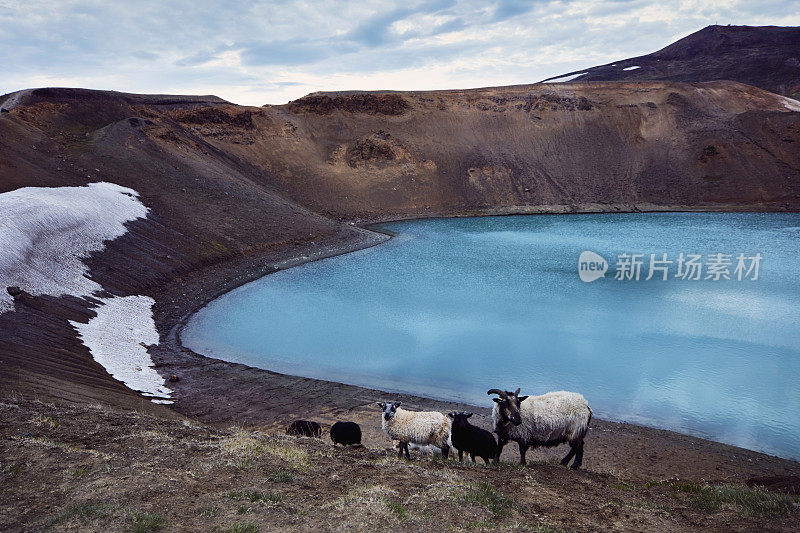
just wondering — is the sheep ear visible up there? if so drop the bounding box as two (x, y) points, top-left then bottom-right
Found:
(394, 401), (401, 408)
(376, 402), (385, 409)
(466, 413), (473, 418)
(518, 396), (528, 402)
(447, 412), (454, 418)
(492, 398), (504, 404)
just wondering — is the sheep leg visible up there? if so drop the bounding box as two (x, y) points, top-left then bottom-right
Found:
(518, 442), (529, 466)
(482, 455), (491, 466)
(560, 445), (577, 466)
(494, 435), (508, 465)
(397, 441), (406, 459)
(570, 441), (584, 470)
(403, 442), (411, 460)
(441, 443), (450, 460)
(470, 453), (476, 463)
(458, 449), (463, 462)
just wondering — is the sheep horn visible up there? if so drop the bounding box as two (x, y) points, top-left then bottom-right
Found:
(487, 389), (505, 396)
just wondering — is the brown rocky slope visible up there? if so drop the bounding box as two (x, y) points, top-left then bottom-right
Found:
(1, 82), (799, 530)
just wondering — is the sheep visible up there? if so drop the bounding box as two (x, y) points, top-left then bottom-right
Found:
(488, 388), (592, 469)
(377, 401), (451, 459)
(394, 442), (440, 456)
(286, 420), (322, 438)
(447, 411), (497, 466)
(330, 421), (362, 446)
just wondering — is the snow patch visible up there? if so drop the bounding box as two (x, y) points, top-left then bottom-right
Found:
(71, 295), (173, 403)
(543, 72), (587, 83)
(781, 96), (800, 112)
(0, 182), (148, 314)
(623, 66), (641, 71)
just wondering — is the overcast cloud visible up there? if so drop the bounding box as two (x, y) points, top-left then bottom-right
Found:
(1, 0), (798, 105)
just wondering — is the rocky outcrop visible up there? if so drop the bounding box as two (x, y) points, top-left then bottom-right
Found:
(287, 93), (409, 115)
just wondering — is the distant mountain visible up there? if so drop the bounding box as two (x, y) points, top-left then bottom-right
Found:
(541, 25), (800, 98)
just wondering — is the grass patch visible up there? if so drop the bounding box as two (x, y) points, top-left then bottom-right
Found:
(219, 431), (309, 470)
(466, 519), (496, 529)
(459, 482), (515, 519)
(384, 499), (408, 521)
(653, 481), (799, 516)
(610, 480), (635, 491)
(45, 501), (109, 527)
(200, 506), (219, 517)
(31, 414), (59, 428)
(70, 466), (87, 480)
(215, 522), (259, 533)
(127, 510), (165, 533)
(3, 462), (23, 478)
(268, 469), (295, 483)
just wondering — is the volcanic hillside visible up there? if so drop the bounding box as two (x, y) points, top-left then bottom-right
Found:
(542, 25), (800, 98)
(1, 77), (800, 407)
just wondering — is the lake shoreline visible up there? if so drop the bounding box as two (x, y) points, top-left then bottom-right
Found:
(149, 208), (800, 483)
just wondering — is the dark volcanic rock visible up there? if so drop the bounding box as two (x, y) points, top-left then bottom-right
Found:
(542, 25), (800, 98)
(288, 93), (408, 115)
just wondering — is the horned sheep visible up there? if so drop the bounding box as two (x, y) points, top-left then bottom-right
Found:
(488, 388), (592, 469)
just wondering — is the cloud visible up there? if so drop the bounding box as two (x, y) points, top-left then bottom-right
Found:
(1, 0), (799, 105)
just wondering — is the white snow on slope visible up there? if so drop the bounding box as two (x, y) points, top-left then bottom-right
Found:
(1, 181), (171, 403)
(543, 72), (587, 83)
(71, 295), (173, 403)
(623, 66), (641, 71)
(0, 182), (148, 314)
(781, 96), (800, 112)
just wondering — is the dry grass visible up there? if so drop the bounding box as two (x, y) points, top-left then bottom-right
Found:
(3, 398), (799, 533)
(218, 430), (310, 470)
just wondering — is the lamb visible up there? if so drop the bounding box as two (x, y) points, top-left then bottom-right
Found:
(330, 421), (362, 446)
(377, 401), (451, 459)
(286, 420), (322, 438)
(448, 411), (497, 466)
(488, 388), (592, 469)
(394, 442), (440, 456)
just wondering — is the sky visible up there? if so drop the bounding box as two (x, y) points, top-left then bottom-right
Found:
(1, 0), (798, 106)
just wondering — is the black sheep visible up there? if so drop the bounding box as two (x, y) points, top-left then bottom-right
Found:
(447, 411), (497, 465)
(330, 421), (362, 446)
(286, 420), (322, 438)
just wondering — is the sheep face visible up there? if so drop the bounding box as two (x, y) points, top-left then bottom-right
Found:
(447, 411), (473, 429)
(377, 401), (401, 422)
(488, 388), (529, 427)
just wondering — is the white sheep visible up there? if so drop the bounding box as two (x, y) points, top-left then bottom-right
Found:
(377, 401), (451, 459)
(488, 388), (592, 468)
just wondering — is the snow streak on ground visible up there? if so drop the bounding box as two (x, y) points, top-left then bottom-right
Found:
(543, 72), (587, 83)
(0, 182), (147, 313)
(1, 181), (171, 402)
(781, 96), (800, 112)
(70, 295), (173, 403)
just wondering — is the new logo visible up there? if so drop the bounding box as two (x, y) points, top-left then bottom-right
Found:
(578, 251), (608, 282)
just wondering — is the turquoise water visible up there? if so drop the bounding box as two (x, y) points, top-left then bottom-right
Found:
(183, 213), (800, 459)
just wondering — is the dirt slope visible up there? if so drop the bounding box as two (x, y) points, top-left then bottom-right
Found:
(2, 399), (799, 532)
(542, 25), (800, 98)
